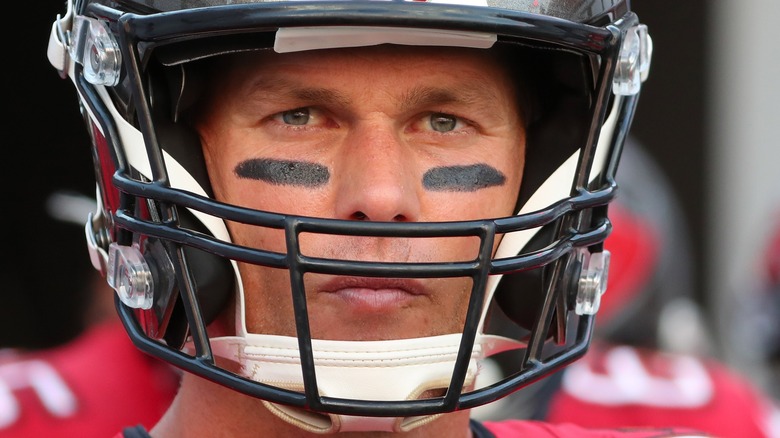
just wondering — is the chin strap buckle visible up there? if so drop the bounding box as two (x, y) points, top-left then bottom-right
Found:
(575, 249), (611, 315)
(47, 0), (122, 86)
(106, 242), (155, 310)
(613, 24), (653, 96)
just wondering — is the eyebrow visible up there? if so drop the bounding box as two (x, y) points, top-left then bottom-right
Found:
(400, 82), (508, 123)
(247, 76), (503, 116)
(399, 84), (505, 119)
(247, 76), (352, 107)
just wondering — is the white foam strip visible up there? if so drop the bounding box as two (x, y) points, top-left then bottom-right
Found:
(275, 26), (496, 53)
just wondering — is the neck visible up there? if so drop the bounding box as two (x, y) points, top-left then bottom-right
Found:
(151, 373), (474, 438)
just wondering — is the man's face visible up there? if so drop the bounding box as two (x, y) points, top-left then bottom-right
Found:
(195, 45), (525, 342)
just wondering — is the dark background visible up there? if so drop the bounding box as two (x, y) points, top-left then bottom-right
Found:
(630, 1), (707, 309)
(2, 2), (95, 347)
(0, 1), (708, 348)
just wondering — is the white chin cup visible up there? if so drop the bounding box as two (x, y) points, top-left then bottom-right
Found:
(208, 332), (523, 433)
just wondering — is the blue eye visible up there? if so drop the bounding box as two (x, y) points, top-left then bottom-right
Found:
(429, 113), (458, 132)
(282, 108), (311, 125)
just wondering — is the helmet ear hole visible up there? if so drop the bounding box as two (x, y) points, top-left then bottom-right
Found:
(181, 231), (235, 327)
(167, 209), (235, 349)
(159, 242), (235, 350)
(492, 222), (561, 338)
(161, 300), (189, 350)
(139, 208), (235, 351)
(493, 268), (546, 333)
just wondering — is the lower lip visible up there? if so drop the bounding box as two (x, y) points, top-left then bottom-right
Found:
(330, 288), (417, 311)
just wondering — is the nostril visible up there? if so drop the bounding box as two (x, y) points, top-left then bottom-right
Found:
(349, 212), (408, 222)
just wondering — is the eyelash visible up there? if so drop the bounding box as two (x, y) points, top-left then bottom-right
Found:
(270, 107), (474, 135)
(426, 112), (464, 133)
(272, 107), (321, 127)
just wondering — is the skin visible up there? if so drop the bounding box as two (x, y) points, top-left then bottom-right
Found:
(152, 44), (525, 437)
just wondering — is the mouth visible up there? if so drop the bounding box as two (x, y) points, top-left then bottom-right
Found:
(318, 277), (427, 312)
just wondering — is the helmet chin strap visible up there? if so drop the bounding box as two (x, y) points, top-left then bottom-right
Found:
(208, 332), (523, 433)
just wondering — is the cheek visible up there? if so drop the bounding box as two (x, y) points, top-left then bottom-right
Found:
(504, 155), (524, 213)
(217, 181), (333, 255)
(200, 125), (237, 203)
(494, 140), (525, 216)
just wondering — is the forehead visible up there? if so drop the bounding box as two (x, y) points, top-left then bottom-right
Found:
(214, 45), (513, 86)
(200, 45), (520, 112)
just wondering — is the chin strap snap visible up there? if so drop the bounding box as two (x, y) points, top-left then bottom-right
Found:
(575, 249), (611, 316)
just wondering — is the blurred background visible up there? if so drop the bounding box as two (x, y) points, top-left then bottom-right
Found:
(630, 0), (780, 395)
(2, 0), (779, 396)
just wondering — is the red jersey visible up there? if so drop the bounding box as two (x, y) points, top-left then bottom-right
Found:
(0, 321), (179, 438)
(482, 421), (710, 437)
(113, 421), (710, 437)
(545, 343), (780, 438)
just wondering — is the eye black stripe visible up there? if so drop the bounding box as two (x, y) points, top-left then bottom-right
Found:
(235, 158), (330, 188)
(422, 164), (506, 192)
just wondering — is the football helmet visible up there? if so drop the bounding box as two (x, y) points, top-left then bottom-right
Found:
(47, 0), (652, 433)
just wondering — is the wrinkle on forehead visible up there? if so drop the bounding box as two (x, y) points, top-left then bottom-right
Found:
(218, 47), (518, 120)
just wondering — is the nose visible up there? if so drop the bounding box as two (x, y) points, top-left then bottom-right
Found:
(333, 120), (420, 222)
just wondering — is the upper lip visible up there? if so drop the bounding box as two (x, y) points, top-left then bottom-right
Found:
(319, 276), (428, 296)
